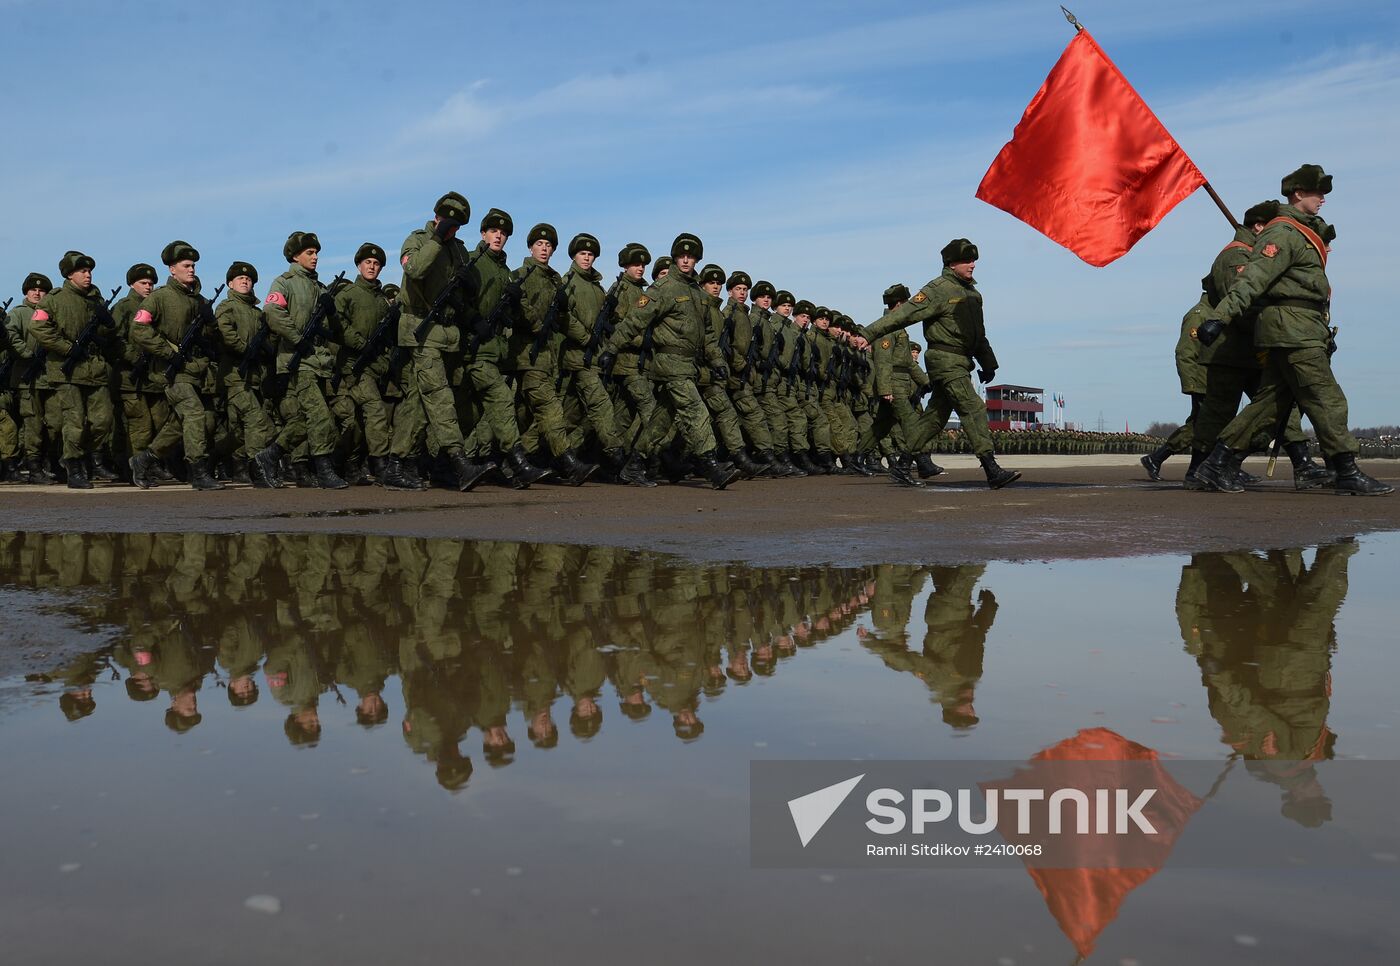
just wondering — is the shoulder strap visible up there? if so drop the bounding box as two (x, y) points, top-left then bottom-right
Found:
(1263, 216), (1328, 268)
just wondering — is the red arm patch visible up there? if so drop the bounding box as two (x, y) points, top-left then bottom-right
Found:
(32, 309), (49, 322)
(265, 291), (288, 308)
(401, 253), (411, 267)
(134, 309), (154, 325)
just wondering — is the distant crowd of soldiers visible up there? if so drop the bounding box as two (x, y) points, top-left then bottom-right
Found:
(0, 192), (1027, 493)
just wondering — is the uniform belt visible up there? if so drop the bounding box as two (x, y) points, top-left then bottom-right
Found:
(653, 346), (692, 356)
(1254, 295), (1327, 310)
(927, 342), (971, 358)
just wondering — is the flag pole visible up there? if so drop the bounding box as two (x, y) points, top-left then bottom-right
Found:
(1059, 6), (1242, 231)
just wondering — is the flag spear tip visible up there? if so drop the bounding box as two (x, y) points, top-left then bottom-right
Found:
(1060, 5), (1083, 31)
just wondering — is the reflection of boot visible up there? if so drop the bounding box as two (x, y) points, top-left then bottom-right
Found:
(978, 453), (1020, 490)
(1195, 442), (1245, 493)
(1331, 453), (1394, 496)
(1285, 441), (1334, 490)
(188, 457), (226, 491)
(64, 457), (93, 490)
(1140, 444), (1171, 481)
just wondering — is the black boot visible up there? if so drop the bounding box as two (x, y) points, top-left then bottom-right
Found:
(1140, 444), (1171, 482)
(154, 456), (178, 483)
(1285, 441), (1334, 490)
(793, 451), (819, 475)
(1194, 442), (1245, 493)
(619, 451), (657, 487)
(731, 449), (765, 479)
(777, 450), (806, 478)
(188, 456), (226, 491)
(313, 456), (349, 489)
(227, 459), (252, 485)
(978, 453), (1021, 490)
(1236, 463), (1263, 485)
(0, 457), (14, 483)
(293, 460), (318, 488)
(697, 454), (741, 490)
(507, 445), (552, 487)
(253, 444), (286, 489)
(847, 453), (877, 477)
(128, 450), (160, 489)
(64, 457), (93, 490)
(1331, 453), (1394, 496)
(24, 455), (56, 484)
(888, 453), (924, 488)
(915, 454), (945, 479)
(447, 447), (493, 492)
(340, 458), (369, 487)
(554, 450), (597, 487)
(601, 447), (629, 483)
(367, 455), (387, 485)
(1182, 450), (1209, 490)
(381, 456), (422, 491)
(89, 451), (120, 482)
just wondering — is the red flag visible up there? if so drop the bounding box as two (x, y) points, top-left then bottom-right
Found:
(976, 30), (1205, 267)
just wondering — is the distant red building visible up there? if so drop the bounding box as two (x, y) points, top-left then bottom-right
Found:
(986, 384), (1044, 430)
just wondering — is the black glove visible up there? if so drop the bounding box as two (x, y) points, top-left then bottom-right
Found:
(433, 217), (462, 239)
(597, 350), (616, 373)
(1196, 319), (1224, 347)
(712, 365), (729, 382)
(1325, 334), (1338, 357)
(977, 367), (996, 384)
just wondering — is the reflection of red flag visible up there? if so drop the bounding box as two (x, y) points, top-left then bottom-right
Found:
(995, 728), (1204, 962)
(975, 31), (1206, 267)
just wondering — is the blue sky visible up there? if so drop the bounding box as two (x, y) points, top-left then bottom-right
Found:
(3, 0), (1398, 429)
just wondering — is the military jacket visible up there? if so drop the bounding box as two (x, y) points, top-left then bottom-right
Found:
(130, 276), (212, 388)
(266, 264), (334, 377)
(464, 242), (512, 364)
(606, 268), (724, 381)
(1197, 228), (1263, 369)
(720, 298), (755, 386)
(751, 306), (784, 390)
(110, 289), (151, 393)
(397, 223), (472, 352)
(5, 303), (47, 390)
(1214, 205), (1332, 350)
(696, 292), (726, 387)
(31, 281), (113, 387)
(866, 268), (997, 375)
(609, 274), (647, 377)
(332, 276), (392, 382)
(560, 263), (606, 372)
(215, 289), (268, 390)
(505, 258), (566, 372)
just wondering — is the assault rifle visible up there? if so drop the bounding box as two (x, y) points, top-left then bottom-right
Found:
(238, 318), (272, 381)
(61, 286), (123, 379)
(582, 274), (624, 369)
(470, 263), (536, 355)
(413, 249), (485, 344)
(164, 284), (226, 382)
(718, 305), (736, 360)
(271, 272), (345, 397)
(333, 302), (401, 392)
(529, 275), (572, 366)
(0, 299), (12, 385)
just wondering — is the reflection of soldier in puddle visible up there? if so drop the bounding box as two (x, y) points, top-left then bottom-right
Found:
(401, 656), (478, 791)
(1177, 541), (1355, 826)
(266, 635), (339, 748)
(859, 564), (996, 730)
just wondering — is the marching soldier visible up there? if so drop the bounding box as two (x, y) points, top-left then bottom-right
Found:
(864, 238), (1020, 488)
(331, 243), (395, 484)
(558, 232), (627, 473)
(1196, 165), (1391, 495)
(720, 270), (776, 472)
(29, 251), (118, 488)
(5, 272), (61, 482)
(128, 241), (224, 490)
(265, 230), (349, 489)
(697, 263), (764, 477)
(213, 261), (284, 487)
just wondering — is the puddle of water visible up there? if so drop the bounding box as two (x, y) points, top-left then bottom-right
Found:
(1, 530), (1396, 965)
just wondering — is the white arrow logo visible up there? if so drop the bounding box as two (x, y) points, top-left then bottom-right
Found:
(787, 774), (865, 847)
